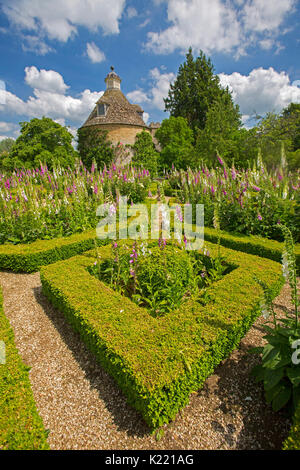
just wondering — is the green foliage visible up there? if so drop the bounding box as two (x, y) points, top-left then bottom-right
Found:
(0, 138), (15, 155)
(195, 93), (242, 166)
(169, 163), (299, 242)
(0, 164), (150, 244)
(164, 48), (240, 133)
(203, 226), (300, 274)
(250, 226), (300, 417)
(136, 245), (193, 315)
(40, 240), (283, 429)
(155, 116), (195, 169)
(77, 126), (115, 168)
(5, 117), (77, 170)
(283, 401), (300, 450)
(0, 287), (49, 449)
(253, 103), (300, 170)
(0, 229), (110, 273)
(90, 241), (196, 317)
(132, 131), (158, 176)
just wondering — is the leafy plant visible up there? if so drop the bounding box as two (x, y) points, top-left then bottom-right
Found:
(250, 225), (300, 413)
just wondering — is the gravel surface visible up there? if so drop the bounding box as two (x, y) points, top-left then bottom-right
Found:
(0, 271), (295, 450)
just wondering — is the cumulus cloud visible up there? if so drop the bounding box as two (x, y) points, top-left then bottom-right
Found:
(86, 42), (106, 63)
(25, 66), (69, 94)
(146, 0), (297, 56)
(149, 68), (176, 110)
(126, 89), (151, 104)
(219, 67), (300, 120)
(2, 0), (126, 42)
(0, 66), (104, 125)
(127, 68), (175, 112)
(241, 0), (296, 33)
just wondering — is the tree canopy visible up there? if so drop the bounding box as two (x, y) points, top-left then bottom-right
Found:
(164, 48), (240, 133)
(155, 116), (196, 169)
(0, 138), (15, 155)
(131, 130), (158, 176)
(3, 117), (77, 170)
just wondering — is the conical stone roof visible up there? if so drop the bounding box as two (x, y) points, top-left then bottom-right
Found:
(81, 67), (147, 129)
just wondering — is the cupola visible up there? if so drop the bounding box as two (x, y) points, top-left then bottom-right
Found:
(105, 66), (121, 90)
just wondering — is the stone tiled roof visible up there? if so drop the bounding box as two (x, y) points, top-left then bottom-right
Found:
(81, 88), (147, 128)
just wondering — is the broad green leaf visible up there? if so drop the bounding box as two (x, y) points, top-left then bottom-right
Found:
(272, 386), (291, 412)
(287, 367), (300, 387)
(263, 367), (284, 391)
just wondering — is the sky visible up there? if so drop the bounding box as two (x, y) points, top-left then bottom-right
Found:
(0, 0), (300, 142)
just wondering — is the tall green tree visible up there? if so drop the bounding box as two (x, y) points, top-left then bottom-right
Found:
(155, 116), (196, 169)
(4, 117), (77, 170)
(77, 127), (115, 169)
(164, 48), (240, 132)
(195, 93), (242, 166)
(131, 130), (158, 176)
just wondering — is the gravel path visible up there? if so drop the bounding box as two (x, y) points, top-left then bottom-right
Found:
(0, 271), (294, 450)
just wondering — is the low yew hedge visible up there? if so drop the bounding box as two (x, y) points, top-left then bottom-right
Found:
(0, 287), (49, 450)
(204, 227), (300, 274)
(40, 241), (284, 429)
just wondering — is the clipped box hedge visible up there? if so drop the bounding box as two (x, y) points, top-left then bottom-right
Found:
(0, 221), (125, 273)
(40, 241), (284, 429)
(0, 287), (49, 450)
(0, 229), (100, 273)
(203, 227), (300, 273)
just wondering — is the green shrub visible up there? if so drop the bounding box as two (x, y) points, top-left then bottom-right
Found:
(0, 287), (49, 449)
(40, 241), (283, 429)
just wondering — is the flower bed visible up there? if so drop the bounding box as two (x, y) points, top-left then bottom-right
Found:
(166, 163), (299, 242)
(0, 286), (49, 450)
(40, 241), (284, 429)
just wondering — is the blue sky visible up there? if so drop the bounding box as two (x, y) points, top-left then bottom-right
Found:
(0, 0), (300, 141)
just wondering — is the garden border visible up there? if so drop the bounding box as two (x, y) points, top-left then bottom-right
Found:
(0, 224), (299, 274)
(40, 241), (284, 429)
(204, 227), (300, 274)
(0, 286), (49, 450)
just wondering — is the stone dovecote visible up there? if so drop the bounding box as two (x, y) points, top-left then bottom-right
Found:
(80, 66), (159, 147)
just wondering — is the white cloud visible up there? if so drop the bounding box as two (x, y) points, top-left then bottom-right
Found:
(0, 122), (19, 133)
(126, 89), (151, 104)
(25, 66), (69, 94)
(139, 18), (151, 28)
(127, 68), (175, 111)
(242, 0), (296, 33)
(127, 6), (138, 19)
(2, 0), (126, 42)
(21, 34), (54, 55)
(0, 66), (104, 125)
(86, 42), (106, 63)
(219, 67), (300, 118)
(146, 0), (296, 56)
(149, 68), (176, 110)
(259, 38), (274, 50)
(143, 112), (149, 124)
